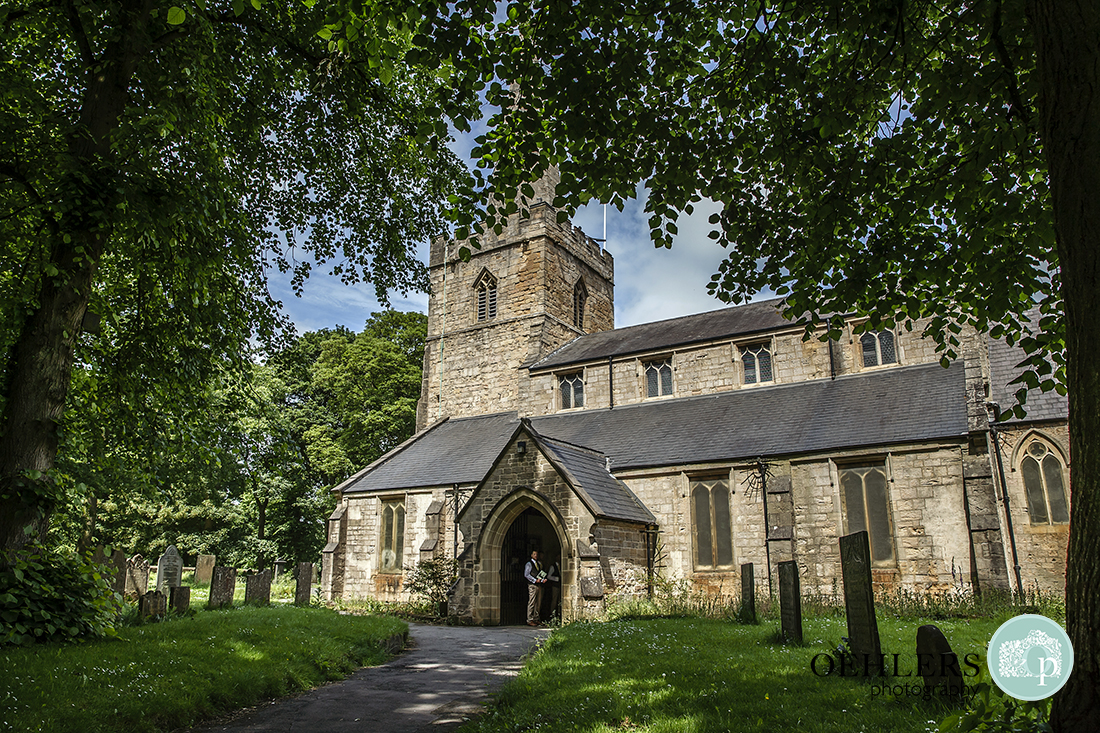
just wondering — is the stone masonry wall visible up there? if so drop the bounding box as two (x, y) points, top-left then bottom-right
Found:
(419, 200), (614, 430)
(527, 318), (979, 416)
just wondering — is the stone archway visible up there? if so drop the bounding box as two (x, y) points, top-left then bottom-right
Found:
(474, 489), (570, 625)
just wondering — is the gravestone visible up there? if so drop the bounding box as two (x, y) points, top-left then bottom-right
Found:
(916, 624), (964, 697)
(778, 560), (803, 643)
(156, 545), (183, 592)
(740, 563), (756, 624)
(274, 558), (288, 579)
(295, 562), (313, 606)
(139, 590), (166, 618)
(93, 547), (128, 596)
(839, 531), (882, 673)
(245, 570), (273, 605)
(208, 567), (237, 609)
(195, 555), (216, 585)
(125, 555), (150, 598)
(169, 586), (191, 614)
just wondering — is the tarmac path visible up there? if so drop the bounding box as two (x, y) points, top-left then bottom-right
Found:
(189, 623), (549, 733)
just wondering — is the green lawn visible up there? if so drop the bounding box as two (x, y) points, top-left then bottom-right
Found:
(463, 613), (1018, 733)
(0, 606), (406, 733)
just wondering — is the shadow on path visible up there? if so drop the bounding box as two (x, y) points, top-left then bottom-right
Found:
(188, 623), (549, 733)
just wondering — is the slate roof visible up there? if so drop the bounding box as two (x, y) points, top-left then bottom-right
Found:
(986, 309), (1068, 424)
(342, 361), (967, 494)
(531, 361), (968, 469)
(340, 412), (519, 494)
(532, 432), (656, 524)
(531, 297), (798, 370)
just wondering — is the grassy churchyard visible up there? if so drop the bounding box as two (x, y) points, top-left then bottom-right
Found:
(460, 594), (1063, 733)
(0, 605), (406, 733)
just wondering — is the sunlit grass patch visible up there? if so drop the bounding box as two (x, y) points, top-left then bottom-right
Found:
(1, 605), (406, 733)
(464, 615), (1009, 733)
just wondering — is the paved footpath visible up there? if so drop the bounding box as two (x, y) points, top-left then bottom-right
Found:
(189, 623), (549, 733)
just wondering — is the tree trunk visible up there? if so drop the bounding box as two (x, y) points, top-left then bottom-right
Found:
(1028, 2), (1100, 730)
(0, 7), (148, 560)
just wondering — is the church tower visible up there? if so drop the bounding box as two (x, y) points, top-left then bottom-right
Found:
(416, 169), (614, 429)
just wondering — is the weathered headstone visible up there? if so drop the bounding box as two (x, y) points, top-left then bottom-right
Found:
(156, 545), (183, 593)
(839, 531), (882, 674)
(194, 554), (216, 585)
(778, 560), (803, 643)
(273, 558), (288, 579)
(245, 569), (273, 605)
(125, 555), (150, 598)
(208, 566), (237, 609)
(916, 624), (964, 697)
(169, 586), (191, 614)
(93, 547), (128, 596)
(139, 590), (166, 618)
(740, 563), (756, 624)
(295, 562), (313, 606)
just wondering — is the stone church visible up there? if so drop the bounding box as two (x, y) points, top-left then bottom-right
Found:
(320, 171), (1070, 623)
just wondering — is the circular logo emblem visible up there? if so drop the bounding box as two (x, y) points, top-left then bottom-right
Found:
(987, 614), (1074, 700)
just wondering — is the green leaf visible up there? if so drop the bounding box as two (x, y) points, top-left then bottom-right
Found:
(166, 6), (185, 24)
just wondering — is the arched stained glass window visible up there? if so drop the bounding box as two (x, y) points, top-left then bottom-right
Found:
(860, 330), (897, 367)
(1020, 439), (1069, 524)
(691, 478), (734, 569)
(380, 500), (406, 573)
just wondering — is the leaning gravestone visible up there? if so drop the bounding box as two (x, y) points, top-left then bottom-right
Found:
(208, 567), (237, 609)
(839, 531), (882, 673)
(740, 563), (756, 624)
(245, 570), (273, 605)
(125, 555), (150, 598)
(169, 586), (191, 614)
(295, 562), (313, 606)
(140, 590), (166, 618)
(194, 554), (216, 585)
(156, 545), (183, 593)
(916, 624), (964, 697)
(778, 560), (803, 644)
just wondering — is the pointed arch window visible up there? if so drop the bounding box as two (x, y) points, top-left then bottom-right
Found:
(1019, 438), (1070, 524)
(691, 478), (734, 570)
(475, 271), (498, 322)
(573, 279), (588, 330)
(380, 500), (406, 573)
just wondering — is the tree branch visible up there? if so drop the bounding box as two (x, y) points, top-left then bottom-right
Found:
(62, 0), (96, 66)
(990, 0), (1031, 123)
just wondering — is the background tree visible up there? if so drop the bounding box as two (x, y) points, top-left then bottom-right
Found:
(402, 1), (1097, 729)
(0, 0), (466, 557)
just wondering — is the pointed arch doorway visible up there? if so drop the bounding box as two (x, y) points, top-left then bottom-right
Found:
(500, 507), (562, 625)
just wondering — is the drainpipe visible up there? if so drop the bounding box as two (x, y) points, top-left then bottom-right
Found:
(608, 356), (614, 409)
(452, 483), (460, 561)
(758, 459), (773, 597)
(986, 403), (1024, 596)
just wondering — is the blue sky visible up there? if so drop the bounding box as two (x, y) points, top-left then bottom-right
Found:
(266, 127), (740, 335)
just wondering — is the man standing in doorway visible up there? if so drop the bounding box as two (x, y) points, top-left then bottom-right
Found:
(524, 549), (547, 626)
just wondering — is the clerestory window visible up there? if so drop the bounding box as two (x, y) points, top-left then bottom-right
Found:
(860, 330), (897, 368)
(475, 272), (498, 322)
(379, 500), (406, 573)
(740, 343), (774, 384)
(559, 372), (584, 409)
(644, 358), (673, 398)
(1019, 439), (1069, 524)
(691, 478), (734, 570)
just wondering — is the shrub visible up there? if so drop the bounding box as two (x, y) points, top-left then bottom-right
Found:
(403, 558), (458, 608)
(0, 543), (123, 645)
(939, 683), (1052, 733)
